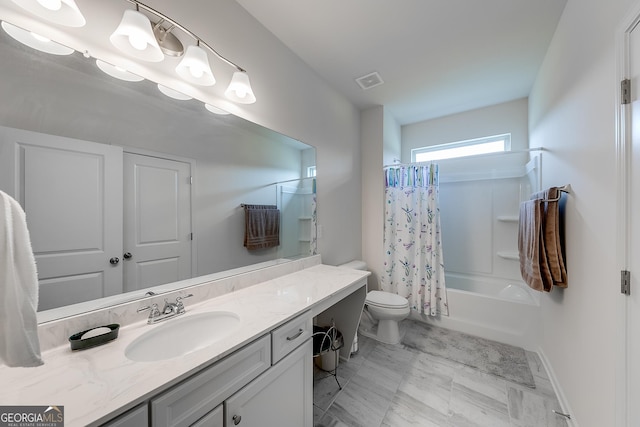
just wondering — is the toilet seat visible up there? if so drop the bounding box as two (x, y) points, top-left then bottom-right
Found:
(366, 290), (409, 309)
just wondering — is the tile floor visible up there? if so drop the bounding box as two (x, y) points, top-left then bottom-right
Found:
(313, 320), (568, 427)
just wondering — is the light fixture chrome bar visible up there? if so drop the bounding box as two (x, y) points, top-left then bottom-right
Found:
(124, 0), (246, 72)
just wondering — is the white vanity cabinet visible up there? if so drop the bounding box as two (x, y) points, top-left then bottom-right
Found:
(224, 312), (313, 427)
(225, 340), (312, 427)
(151, 335), (271, 427)
(101, 403), (148, 427)
(147, 311), (313, 427)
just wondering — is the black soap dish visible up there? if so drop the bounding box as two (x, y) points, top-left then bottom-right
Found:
(69, 324), (120, 351)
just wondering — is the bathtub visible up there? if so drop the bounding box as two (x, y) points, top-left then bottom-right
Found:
(411, 273), (541, 350)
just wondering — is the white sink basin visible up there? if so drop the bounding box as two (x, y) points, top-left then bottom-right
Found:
(125, 311), (241, 362)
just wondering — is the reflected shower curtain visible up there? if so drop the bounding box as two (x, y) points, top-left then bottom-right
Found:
(381, 164), (448, 316)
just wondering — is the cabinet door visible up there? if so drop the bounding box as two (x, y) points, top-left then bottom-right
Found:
(101, 403), (148, 427)
(225, 340), (312, 427)
(191, 405), (222, 427)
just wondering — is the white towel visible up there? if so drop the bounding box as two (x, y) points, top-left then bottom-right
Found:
(0, 191), (43, 367)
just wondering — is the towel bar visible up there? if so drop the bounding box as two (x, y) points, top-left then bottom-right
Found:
(240, 204), (278, 209)
(541, 184), (571, 202)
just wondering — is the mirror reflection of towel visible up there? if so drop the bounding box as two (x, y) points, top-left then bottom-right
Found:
(243, 205), (280, 250)
(0, 191), (43, 367)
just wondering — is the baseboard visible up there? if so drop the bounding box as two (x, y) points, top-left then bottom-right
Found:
(537, 347), (579, 427)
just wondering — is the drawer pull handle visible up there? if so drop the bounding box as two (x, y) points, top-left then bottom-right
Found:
(233, 414), (242, 425)
(286, 328), (304, 341)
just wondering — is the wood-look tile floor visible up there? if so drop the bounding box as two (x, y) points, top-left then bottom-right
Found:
(313, 321), (568, 427)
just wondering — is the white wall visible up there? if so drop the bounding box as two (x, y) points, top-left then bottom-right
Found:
(528, 0), (634, 425)
(361, 107), (384, 289)
(361, 106), (401, 289)
(401, 98), (529, 161)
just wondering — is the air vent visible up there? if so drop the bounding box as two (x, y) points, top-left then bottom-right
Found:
(355, 71), (384, 90)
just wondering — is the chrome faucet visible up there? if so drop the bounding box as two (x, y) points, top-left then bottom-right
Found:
(137, 294), (193, 324)
(162, 298), (180, 316)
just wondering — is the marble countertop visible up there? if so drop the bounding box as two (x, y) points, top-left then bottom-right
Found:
(0, 264), (369, 427)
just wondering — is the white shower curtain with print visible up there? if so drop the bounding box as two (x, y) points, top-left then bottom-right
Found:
(381, 164), (448, 316)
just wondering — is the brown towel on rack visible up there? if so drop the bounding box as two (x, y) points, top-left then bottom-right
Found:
(518, 199), (552, 292)
(243, 204), (280, 250)
(531, 187), (567, 288)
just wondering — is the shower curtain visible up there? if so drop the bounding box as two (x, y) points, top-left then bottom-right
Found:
(381, 164), (448, 316)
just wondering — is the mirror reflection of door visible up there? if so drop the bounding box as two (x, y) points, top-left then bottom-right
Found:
(0, 126), (192, 310)
(123, 152), (192, 292)
(0, 126), (123, 310)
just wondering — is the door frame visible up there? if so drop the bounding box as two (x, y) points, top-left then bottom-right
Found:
(122, 146), (197, 278)
(615, 3), (640, 426)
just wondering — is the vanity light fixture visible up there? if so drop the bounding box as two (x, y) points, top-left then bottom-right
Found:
(157, 84), (192, 100)
(205, 103), (230, 115)
(225, 71), (256, 104)
(96, 59), (144, 82)
(110, 8), (164, 62)
(116, 0), (256, 103)
(176, 42), (215, 86)
(10, 0), (86, 27)
(1, 21), (73, 55)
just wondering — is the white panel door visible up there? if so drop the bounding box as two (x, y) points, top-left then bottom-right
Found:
(628, 20), (640, 427)
(0, 126), (123, 310)
(123, 153), (191, 292)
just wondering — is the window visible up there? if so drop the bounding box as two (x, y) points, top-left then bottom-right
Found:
(411, 133), (511, 162)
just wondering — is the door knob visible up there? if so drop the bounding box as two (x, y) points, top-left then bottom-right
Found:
(123, 252), (132, 259)
(109, 257), (120, 265)
(232, 415), (242, 425)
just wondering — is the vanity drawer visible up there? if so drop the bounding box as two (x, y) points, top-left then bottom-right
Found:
(151, 334), (271, 427)
(271, 311), (312, 364)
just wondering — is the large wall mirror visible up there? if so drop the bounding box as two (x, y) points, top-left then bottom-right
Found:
(0, 28), (317, 323)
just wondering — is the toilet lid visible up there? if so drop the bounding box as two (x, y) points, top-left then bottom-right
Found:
(366, 291), (409, 308)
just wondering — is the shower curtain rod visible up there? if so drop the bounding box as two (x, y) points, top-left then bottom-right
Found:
(272, 176), (315, 185)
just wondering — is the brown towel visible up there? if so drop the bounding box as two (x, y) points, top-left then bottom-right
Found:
(243, 205), (280, 250)
(531, 188), (567, 288)
(518, 199), (552, 292)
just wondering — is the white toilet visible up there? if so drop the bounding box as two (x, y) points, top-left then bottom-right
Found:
(362, 290), (410, 345)
(338, 260), (410, 345)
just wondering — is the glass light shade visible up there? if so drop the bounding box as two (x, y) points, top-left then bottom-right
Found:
(204, 104), (230, 115)
(10, 0), (86, 27)
(176, 44), (215, 86)
(37, 0), (61, 10)
(225, 71), (256, 104)
(157, 84), (192, 100)
(1, 21), (73, 55)
(96, 60), (144, 82)
(110, 9), (164, 62)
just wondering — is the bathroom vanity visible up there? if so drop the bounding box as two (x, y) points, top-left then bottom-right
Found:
(110, 313), (311, 427)
(0, 261), (368, 427)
